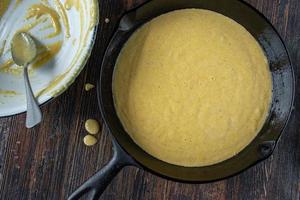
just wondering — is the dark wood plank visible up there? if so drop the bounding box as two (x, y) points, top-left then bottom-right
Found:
(0, 0), (299, 200)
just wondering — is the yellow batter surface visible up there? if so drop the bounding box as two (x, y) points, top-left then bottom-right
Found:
(113, 9), (272, 167)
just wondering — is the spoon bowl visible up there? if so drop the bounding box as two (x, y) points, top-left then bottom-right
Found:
(11, 32), (37, 66)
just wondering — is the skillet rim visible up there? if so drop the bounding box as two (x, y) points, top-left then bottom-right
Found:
(97, 0), (295, 182)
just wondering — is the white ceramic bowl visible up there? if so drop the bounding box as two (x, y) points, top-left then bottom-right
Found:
(0, 0), (99, 117)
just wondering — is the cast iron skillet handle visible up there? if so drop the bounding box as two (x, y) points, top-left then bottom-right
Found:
(68, 138), (137, 200)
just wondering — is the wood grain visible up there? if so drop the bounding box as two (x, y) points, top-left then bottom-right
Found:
(0, 0), (299, 199)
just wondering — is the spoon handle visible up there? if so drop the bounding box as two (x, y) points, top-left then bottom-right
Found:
(23, 65), (42, 128)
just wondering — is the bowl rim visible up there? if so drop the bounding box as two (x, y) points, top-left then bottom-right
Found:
(0, 0), (100, 118)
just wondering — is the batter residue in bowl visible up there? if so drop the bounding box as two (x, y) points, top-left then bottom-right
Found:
(0, 2), (64, 75)
(113, 9), (272, 167)
(0, 0), (11, 17)
(0, 90), (17, 96)
(0, 0), (99, 100)
(26, 4), (61, 39)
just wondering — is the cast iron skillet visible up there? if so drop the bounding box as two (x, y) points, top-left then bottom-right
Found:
(68, 0), (295, 199)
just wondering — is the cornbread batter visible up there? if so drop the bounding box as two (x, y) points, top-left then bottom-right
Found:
(83, 135), (97, 146)
(85, 119), (100, 135)
(113, 9), (272, 167)
(84, 83), (95, 91)
(32, 41), (63, 68)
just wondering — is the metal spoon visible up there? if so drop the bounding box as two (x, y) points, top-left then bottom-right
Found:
(11, 32), (42, 128)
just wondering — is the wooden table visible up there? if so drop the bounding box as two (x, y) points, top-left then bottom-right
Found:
(0, 0), (299, 199)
